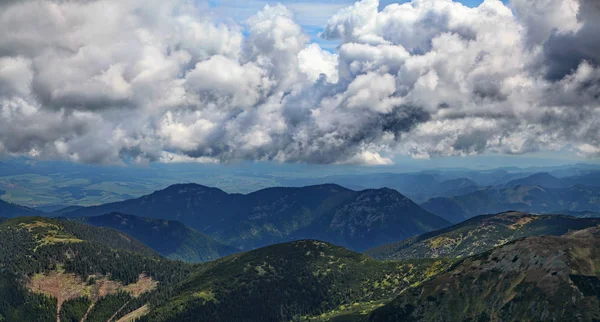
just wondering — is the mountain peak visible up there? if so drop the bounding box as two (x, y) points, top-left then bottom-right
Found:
(505, 172), (563, 188)
(158, 183), (227, 194)
(360, 187), (409, 198)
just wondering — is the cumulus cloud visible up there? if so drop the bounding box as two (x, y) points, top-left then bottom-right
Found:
(0, 0), (599, 165)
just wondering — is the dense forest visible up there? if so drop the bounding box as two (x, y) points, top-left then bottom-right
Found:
(0, 217), (453, 322)
(0, 217), (193, 322)
(1, 213), (599, 322)
(139, 240), (454, 322)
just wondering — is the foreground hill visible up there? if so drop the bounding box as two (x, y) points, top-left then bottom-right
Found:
(138, 240), (454, 322)
(0, 199), (41, 218)
(422, 184), (600, 223)
(0, 216), (453, 322)
(370, 233), (600, 321)
(366, 212), (600, 261)
(72, 213), (239, 262)
(58, 184), (450, 251)
(0, 217), (191, 322)
(3, 214), (599, 322)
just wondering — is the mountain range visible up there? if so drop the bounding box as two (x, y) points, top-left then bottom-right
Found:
(421, 184), (600, 223)
(53, 184), (451, 251)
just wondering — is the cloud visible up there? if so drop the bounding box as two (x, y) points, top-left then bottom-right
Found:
(0, 0), (599, 165)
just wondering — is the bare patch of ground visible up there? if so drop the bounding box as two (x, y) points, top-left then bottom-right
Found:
(28, 269), (88, 321)
(115, 305), (149, 322)
(27, 271), (157, 322)
(122, 274), (158, 297)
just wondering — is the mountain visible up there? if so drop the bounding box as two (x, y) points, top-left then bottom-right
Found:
(0, 216), (191, 322)
(287, 188), (450, 251)
(563, 171), (600, 187)
(554, 210), (600, 218)
(138, 240), (454, 322)
(72, 212), (239, 262)
(503, 172), (565, 188)
(0, 199), (42, 218)
(57, 184), (450, 251)
(369, 233), (600, 322)
(34, 204), (74, 213)
(366, 212), (600, 261)
(289, 173), (481, 203)
(420, 197), (470, 223)
(50, 205), (85, 216)
(421, 184), (600, 223)
(437, 177), (478, 195)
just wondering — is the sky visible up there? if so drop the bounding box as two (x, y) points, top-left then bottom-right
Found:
(206, 0), (507, 50)
(0, 0), (599, 169)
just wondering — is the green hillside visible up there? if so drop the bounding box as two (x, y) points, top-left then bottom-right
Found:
(366, 212), (600, 261)
(370, 233), (600, 321)
(0, 216), (454, 322)
(0, 217), (191, 322)
(139, 240), (454, 322)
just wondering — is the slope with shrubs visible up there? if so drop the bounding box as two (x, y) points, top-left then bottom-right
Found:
(139, 240), (454, 322)
(366, 212), (600, 261)
(370, 233), (600, 322)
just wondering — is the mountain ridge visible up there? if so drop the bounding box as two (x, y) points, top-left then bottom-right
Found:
(369, 233), (600, 322)
(56, 183), (450, 251)
(70, 212), (239, 262)
(366, 211), (600, 261)
(0, 199), (42, 218)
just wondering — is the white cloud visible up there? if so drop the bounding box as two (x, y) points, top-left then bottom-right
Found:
(0, 0), (599, 165)
(298, 43), (339, 83)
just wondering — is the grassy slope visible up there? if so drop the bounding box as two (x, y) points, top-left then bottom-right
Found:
(370, 234), (600, 322)
(366, 212), (600, 261)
